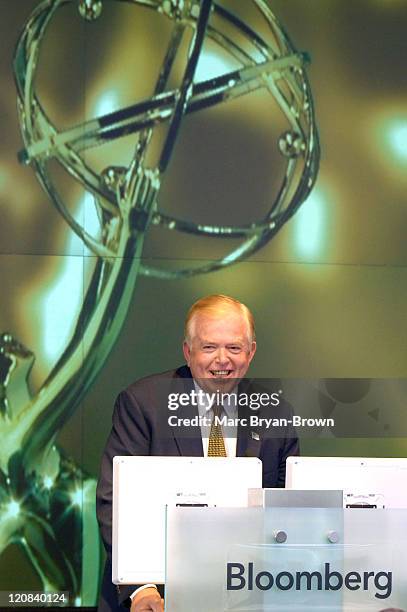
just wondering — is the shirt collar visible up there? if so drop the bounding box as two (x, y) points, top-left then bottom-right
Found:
(193, 380), (238, 418)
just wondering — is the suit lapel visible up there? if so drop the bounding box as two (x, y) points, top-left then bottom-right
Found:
(236, 380), (262, 458)
(236, 403), (262, 458)
(171, 367), (203, 457)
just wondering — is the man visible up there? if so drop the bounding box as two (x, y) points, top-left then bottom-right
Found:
(96, 294), (299, 611)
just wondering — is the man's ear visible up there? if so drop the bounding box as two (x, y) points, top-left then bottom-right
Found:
(248, 341), (257, 363)
(183, 341), (191, 365)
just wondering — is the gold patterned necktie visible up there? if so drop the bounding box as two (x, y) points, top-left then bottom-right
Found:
(208, 405), (227, 457)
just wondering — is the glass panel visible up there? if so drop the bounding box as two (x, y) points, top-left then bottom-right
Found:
(165, 507), (407, 611)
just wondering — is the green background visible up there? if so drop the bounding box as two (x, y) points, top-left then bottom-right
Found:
(0, 0), (406, 606)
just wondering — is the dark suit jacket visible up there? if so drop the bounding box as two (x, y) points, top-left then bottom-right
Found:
(96, 366), (299, 611)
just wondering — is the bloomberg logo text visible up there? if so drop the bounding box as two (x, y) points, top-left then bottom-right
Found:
(226, 562), (392, 600)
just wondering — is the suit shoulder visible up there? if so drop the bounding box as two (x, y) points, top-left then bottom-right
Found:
(121, 365), (190, 396)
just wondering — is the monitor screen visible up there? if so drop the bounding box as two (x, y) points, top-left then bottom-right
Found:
(286, 456), (407, 509)
(112, 456), (262, 584)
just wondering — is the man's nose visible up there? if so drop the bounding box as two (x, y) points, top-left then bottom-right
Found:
(215, 348), (229, 364)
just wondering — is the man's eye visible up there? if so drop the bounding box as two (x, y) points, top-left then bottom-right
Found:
(228, 346), (242, 353)
(202, 345), (216, 351)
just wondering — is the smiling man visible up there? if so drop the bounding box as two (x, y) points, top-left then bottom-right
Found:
(96, 295), (299, 612)
(183, 294), (256, 393)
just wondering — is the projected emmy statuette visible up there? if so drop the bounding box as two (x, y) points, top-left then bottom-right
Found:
(1, 0), (319, 604)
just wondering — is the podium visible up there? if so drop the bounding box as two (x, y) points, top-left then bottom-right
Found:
(165, 506), (407, 611)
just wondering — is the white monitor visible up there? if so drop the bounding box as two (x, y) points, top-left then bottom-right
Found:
(286, 456), (407, 509)
(112, 456), (262, 585)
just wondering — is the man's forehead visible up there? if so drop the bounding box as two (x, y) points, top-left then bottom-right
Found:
(197, 332), (246, 344)
(193, 313), (248, 340)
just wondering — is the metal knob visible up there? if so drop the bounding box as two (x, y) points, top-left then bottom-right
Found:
(273, 530), (287, 543)
(327, 530), (340, 544)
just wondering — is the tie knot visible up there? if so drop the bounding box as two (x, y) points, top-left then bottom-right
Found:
(212, 404), (223, 419)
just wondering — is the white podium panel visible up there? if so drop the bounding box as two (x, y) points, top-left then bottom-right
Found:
(112, 456), (262, 584)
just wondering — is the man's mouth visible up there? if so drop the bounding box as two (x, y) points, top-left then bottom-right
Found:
(209, 370), (232, 377)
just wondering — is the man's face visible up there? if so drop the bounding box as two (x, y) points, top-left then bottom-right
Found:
(183, 309), (256, 393)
